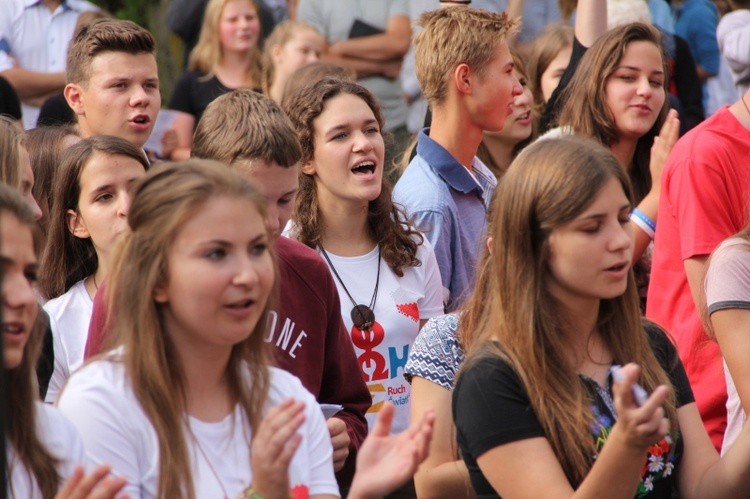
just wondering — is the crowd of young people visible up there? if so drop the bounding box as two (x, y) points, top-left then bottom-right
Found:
(4, 0), (750, 498)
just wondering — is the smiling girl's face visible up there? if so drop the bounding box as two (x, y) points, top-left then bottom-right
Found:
(604, 41), (666, 141)
(218, 0), (260, 54)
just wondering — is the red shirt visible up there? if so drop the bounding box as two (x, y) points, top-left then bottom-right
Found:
(647, 106), (750, 451)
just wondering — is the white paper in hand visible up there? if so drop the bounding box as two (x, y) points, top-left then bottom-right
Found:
(143, 109), (180, 154)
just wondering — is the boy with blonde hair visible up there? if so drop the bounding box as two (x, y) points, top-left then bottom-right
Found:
(64, 19), (159, 148)
(393, 7), (521, 312)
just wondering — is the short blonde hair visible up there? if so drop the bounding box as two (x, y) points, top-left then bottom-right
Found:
(414, 8), (519, 106)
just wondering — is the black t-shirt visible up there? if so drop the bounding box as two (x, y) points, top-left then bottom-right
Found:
(168, 70), (233, 124)
(168, 70), (262, 124)
(539, 37), (587, 135)
(0, 75), (21, 121)
(38, 93), (75, 126)
(453, 323), (694, 499)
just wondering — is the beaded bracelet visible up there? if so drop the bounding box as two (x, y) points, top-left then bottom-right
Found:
(630, 208), (655, 239)
(239, 488), (264, 499)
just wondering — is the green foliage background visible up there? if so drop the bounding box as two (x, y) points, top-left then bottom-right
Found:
(89, 0), (184, 104)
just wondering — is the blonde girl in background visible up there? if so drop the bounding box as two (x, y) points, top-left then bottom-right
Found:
(261, 19), (325, 104)
(168, 0), (264, 160)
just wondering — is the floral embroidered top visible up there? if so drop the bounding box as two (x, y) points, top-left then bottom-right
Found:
(453, 323), (694, 499)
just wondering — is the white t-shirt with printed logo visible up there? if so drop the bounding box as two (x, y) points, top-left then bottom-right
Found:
(57, 358), (339, 498)
(320, 239), (444, 434)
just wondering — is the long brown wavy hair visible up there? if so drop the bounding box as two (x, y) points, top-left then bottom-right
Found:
(104, 160), (274, 498)
(459, 136), (677, 487)
(283, 78), (422, 276)
(556, 22), (669, 203)
(1, 185), (61, 498)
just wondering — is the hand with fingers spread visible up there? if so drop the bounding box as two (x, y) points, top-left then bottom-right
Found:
(649, 108), (680, 195)
(348, 402), (435, 499)
(250, 398), (306, 498)
(55, 464), (128, 499)
(611, 363), (670, 450)
(326, 416), (351, 472)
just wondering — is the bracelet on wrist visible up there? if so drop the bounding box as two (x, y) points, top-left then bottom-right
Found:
(239, 487), (264, 499)
(630, 208), (655, 239)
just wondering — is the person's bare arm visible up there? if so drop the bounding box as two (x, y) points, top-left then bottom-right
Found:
(574, 0), (607, 48)
(326, 15), (410, 62)
(711, 309), (750, 415)
(321, 53), (402, 79)
(168, 111), (195, 161)
(505, 0), (523, 46)
(684, 256), (709, 313)
(411, 377), (474, 499)
(695, 66), (715, 82)
(476, 365), (669, 498)
(1, 67), (66, 99)
(673, 401), (750, 499)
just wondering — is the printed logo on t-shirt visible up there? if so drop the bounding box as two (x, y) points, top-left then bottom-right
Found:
(350, 319), (411, 415)
(264, 310), (308, 359)
(291, 484), (309, 499)
(392, 288), (419, 323)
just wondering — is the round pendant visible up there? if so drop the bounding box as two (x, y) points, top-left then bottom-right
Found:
(351, 304), (375, 330)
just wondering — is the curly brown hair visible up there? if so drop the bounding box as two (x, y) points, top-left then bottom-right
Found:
(283, 78), (422, 276)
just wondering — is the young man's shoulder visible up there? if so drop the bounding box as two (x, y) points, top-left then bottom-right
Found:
(396, 130), (459, 188)
(667, 106), (749, 172)
(275, 236), (336, 294)
(394, 154), (453, 213)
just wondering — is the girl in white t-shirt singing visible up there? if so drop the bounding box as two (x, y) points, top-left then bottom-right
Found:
(38, 135), (149, 402)
(57, 160), (434, 499)
(0, 184), (126, 499)
(284, 78), (445, 438)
